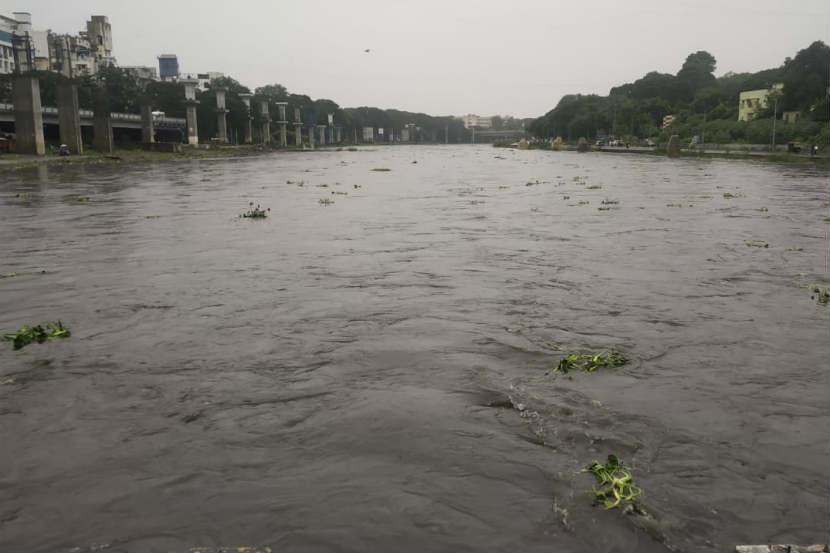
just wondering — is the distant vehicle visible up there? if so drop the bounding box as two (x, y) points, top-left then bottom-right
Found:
(59, 144), (70, 156)
(151, 111), (165, 119)
(787, 141), (802, 153)
(595, 139), (605, 146)
(609, 139), (621, 147)
(646, 139), (655, 147)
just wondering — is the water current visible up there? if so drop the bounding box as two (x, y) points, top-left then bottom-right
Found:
(1, 145), (828, 552)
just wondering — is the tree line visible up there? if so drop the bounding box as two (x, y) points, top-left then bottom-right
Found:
(528, 41), (830, 145)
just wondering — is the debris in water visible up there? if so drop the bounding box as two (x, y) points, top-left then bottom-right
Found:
(241, 203), (269, 218)
(1, 272), (18, 279)
(745, 241), (768, 248)
(583, 454), (642, 510)
(371, 168), (391, 171)
(548, 350), (628, 376)
(318, 198), (334, 206)
(809, 286), (829, 305)
(3, 321), (71, 350)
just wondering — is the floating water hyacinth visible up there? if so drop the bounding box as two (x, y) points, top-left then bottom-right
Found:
(583, 455), (642, 509)
(810, 286), (829, 305)
(3, 321), (71, 350)
(548, 350), (628, 376)
(241, 203), (269, 218)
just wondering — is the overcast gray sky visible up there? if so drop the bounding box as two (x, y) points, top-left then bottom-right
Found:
(3, 0), (828, 118)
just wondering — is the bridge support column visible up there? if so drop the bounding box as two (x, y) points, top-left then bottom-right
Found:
(215, 88), (228, 143)
(259, 101), (271, 145)
(57, 81), (82, 154)
(12, 75), (45, 155)
(308, 125), (315, 149)
(181, 79), (200, 145)
(275, 102), (287, 147)
(93, 90), (114, 153)
(294, 108), (302, 147)
(239, 93), (253, 144)
(140, 104), (155, 145)
(317, 125), (326, 146)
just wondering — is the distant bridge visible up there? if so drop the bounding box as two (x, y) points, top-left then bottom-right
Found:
(0, 103), (186, 130)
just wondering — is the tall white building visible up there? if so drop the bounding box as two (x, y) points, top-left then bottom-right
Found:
(461, 114), (492, 129)
(0, 11), (115, 76)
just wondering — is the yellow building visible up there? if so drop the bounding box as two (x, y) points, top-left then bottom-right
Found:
(738, 83), (783, 121)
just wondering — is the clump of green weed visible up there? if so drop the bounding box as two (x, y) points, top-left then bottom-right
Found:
(371, 168), (391, 172)
(3, 321), (70, 350)
(12, 193), (30, 199)
(578, 200), (590, 205)
(583, 455), (642, 509)
(810, 286), (829, 305)
(746, 241), (768, 248)
(241, 202), (269, 218)
(318, 198), (334, 206)
(601, 199), (619, 205)
(586, 184), (602, 189)
(547, 350), (628, 376)
(1, 272), (18, 279)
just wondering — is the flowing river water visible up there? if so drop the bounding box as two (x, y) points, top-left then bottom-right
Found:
(1, 145), (828, 552)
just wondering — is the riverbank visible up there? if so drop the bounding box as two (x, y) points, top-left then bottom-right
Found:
(0, 144), (305, 171)
(499, 143), (830, 166)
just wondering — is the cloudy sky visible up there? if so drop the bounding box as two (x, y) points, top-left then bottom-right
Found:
(3, 0), (828, 118)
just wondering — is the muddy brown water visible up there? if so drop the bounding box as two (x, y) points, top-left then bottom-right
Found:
(0, 146), (828, 552)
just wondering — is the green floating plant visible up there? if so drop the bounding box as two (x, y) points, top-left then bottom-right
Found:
(3, 321), (70, 350)
(241, 202), (269, 218)
(583, 455), (642, 509)
(548, 350), (628, 376)
(810, 286), (829, 305)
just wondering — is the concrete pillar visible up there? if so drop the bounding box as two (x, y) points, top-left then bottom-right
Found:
(12, 75), (45, 155)
(260, 101), (271, 145)
(240, 93), (253, 144)
(93, 90), (113, 153)
(274, 102), (287, 147)
(317, 125), (326, 146)
(667, 135), (681, 157)
(215, 87), (228, 143)
(56, 80), (82, 154)
(294, 108), (302, 147)
(140, 104), (154, 145)
(308, 125), (315, 149)
(181, 79), (199, 145)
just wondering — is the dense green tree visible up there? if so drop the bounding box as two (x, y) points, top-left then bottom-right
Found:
(780, 41), (830, 112)
(676, 51), (717, 101)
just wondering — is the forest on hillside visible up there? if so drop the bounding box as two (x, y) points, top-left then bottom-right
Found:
(528, 41), (830, 145)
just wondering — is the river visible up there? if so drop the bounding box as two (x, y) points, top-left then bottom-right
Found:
(1, 145), (828, 552)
